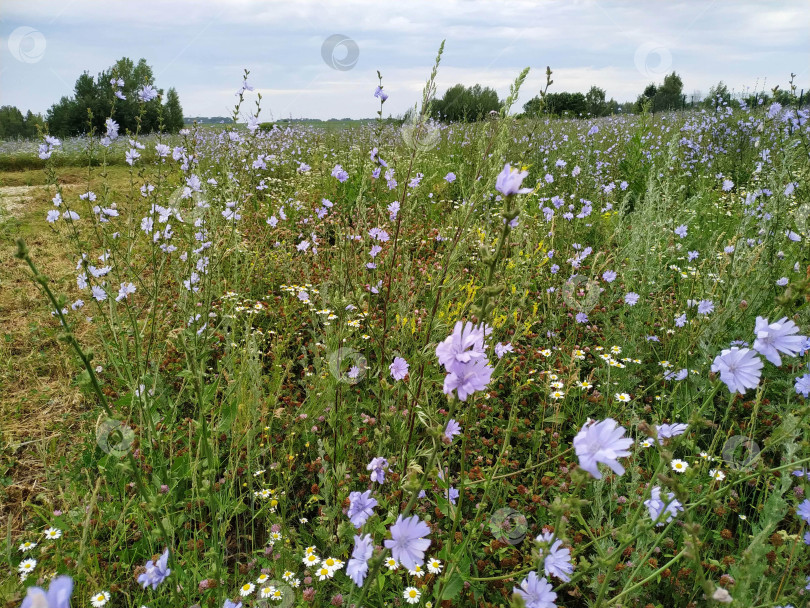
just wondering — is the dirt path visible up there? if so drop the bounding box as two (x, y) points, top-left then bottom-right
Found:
(0, 185), (52, 218)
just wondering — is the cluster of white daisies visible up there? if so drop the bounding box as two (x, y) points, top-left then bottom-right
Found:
(16, 527), (63, 582)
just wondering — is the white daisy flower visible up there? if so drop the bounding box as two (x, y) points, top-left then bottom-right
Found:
(18, 558), (37, 573)
(403, 587), (421, 604)
(321, 557), (343, 572)
(709, 469), (726, 481)
(90, 591), (110, 607)
(260, 585), (276, 599)
(671, 459), (689, 473)
(385, 557), (399, 571)
(316, 566), (333, 581)
(43, 527), (62, 540)
(409, 564), (425, 578)
(427, 558), (443, 574)
(239, 582), (255, 597)
(19, 541), (37, 552)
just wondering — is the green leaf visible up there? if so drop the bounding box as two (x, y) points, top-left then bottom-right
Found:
(440, 573), (465, 600)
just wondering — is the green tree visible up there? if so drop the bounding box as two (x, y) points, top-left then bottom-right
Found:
(45, 57), (174, 137)
(771, 87), (796, 106)
(23, 110), (45, 137)
(604, 98), (620, 115)
(0, 106), (25, 139)
(0, 106), (47, 139)
(703, 81), (735, 110)
(653, 72), (684, 111)
(522, 95), (545, 117)
(431, 83), (500, 122)
(585, 86), (607, 117)
(164, 88), (184, 133)
(635, 83), (658, 112)
(545, 91), (586, 117)
(523, 91), (589, 118)
(45, 96), (76, 137)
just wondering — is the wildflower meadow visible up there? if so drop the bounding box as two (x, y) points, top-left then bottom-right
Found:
(2, 16), (810, 608)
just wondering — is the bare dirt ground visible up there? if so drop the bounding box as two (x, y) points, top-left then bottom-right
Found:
(0, 185), (51, 218)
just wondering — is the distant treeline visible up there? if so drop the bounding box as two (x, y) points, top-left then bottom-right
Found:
(4, 66), (805, 140)
(426, 73), (806, 122)
(185, 117), (234, 125)
(0, 106), (45, 140)
(1, 57), (184, 140)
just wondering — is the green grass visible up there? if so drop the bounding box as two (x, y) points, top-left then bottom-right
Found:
(2, 92), (809, 608)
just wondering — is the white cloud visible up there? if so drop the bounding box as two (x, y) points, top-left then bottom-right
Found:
(1, 0), (807, 119)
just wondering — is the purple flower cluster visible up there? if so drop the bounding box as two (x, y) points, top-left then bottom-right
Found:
(347, 490), (377, 527)
(347, 533), (373, 587)
(495, 163), (531, 196)
(444, 419), (462, 442)
(366, 457), (389, 484)
(384, 515), (431, 570)
(712, 316), (807, 395)
(644, 486), (684, 526)
(436, 321), (493, 401)
(331, 164), (349, 183)
(513, 571), (557, 608)
(389, 356), (409, 380)
(573, 418), (633, 479)
(536, 531), (574, 582)
(20, 576), (73, 608)
(137, 548), (171, 590)
(753, 316), (806, 366)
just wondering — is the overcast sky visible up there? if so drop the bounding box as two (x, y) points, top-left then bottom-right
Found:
(1, 0), (808, 121)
